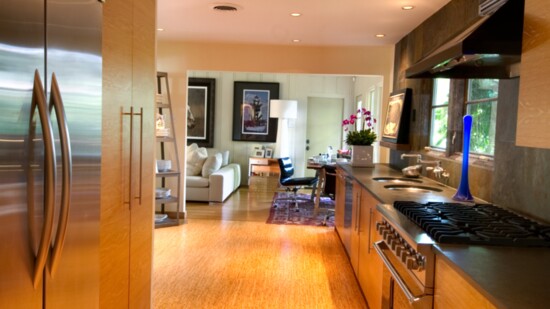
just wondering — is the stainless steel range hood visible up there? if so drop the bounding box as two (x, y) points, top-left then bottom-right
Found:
(406, 0), (524, 79)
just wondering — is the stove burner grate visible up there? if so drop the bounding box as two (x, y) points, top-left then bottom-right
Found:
(393, 201), (550, 247)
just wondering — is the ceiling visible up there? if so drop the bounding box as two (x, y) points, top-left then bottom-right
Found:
(157, 0), (451, 46)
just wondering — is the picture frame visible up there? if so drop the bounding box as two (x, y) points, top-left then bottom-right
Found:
(265, 148), (273, 158)
(187, 78), (216, 147)
(232, 81), (279, 142)
(382, 88), (412, 144)
(254, 149), (265, 158)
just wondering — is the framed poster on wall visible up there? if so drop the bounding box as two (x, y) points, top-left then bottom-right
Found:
(187, 78), (216, 147)
(232, 81), (279, 142)
(382, 88), (412, 144)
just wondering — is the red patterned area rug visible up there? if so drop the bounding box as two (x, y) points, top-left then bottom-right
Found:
(266, 192), (335, 227)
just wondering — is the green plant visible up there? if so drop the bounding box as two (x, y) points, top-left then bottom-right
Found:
(345, 129), (377, 146)
(342, 108), (377, 146)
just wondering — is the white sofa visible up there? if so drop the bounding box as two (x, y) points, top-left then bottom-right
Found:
(185, 144), (241, 202)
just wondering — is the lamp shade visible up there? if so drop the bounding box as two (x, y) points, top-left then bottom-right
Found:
(270, 100), (297, 119)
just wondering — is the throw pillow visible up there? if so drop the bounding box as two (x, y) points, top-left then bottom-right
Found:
(186, 147), (207, 176)
(221, 150), (230, 166)
(187, 143), (198, 154)
(202, 153), (223, 177)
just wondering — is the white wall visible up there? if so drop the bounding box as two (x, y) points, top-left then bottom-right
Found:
(187, 71), (383, 184)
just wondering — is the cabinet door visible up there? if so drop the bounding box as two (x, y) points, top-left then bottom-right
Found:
(434, 258), (496, 309)
(334, 168), (346, 234)
(359, 190), (384, 309)
(100, 0), (156, 307)
(350, 182), (362, 273)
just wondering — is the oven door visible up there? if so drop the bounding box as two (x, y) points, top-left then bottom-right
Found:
(374, 241), (433, 309)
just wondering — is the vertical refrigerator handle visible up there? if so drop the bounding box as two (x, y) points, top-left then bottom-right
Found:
(29, 70), (57, 288)
(48, 73), (72, 277)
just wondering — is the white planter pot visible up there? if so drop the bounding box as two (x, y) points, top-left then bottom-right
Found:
(351, 145), (374, 167)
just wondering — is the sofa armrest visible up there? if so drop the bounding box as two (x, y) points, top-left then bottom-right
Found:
(209, 163), (240, 202)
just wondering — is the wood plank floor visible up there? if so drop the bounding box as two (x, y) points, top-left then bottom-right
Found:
(152, 186), (367, 308)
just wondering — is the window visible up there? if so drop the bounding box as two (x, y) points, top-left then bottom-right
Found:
(466, 79), (498, 155)
(430, 79), (450, 149)
(429, 78), (499, 156)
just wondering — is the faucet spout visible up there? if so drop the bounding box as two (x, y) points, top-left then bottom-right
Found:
(400, 153), (422, 162)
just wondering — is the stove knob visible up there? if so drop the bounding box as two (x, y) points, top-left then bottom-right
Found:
(400, 250), (411, 263)
(390, 237), (401, 250)
(406, 256), (419, 270)
(395, 244), (406, 256)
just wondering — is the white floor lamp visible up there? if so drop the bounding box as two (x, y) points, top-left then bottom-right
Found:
(270, 100), (297, 159)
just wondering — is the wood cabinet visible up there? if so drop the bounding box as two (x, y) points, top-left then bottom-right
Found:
(434, 257), (496, 309)
(351, 184), (384, 309)
(334, 167), (384, 308)
(100, 0), (156, 307)
(517, 0), (550, 149)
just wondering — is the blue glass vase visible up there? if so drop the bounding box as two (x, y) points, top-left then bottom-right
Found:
(453, 115), (474, 202)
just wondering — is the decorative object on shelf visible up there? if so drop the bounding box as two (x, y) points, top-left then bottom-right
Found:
(453, 115), (474, 201)
(232, 81), (279, 142)
(156, 160), (171, 172)
(382, 88), (412, 145)
(155, 113), (169, 137)
(187, 78), (216, 147)
(342, 108), (377, 167)
(265, 148), (273, 158)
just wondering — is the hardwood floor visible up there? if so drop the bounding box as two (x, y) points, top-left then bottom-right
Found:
(152, 187), (367, 308)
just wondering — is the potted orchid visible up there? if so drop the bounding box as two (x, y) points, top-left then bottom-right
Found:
(342, 108), (377, 167)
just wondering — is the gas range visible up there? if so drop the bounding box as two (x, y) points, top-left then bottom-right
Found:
(373, 201), (550, 308)
(393, 201), (550, 247)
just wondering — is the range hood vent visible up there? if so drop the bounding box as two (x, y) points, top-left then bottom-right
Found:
(406, 0), (524, 79)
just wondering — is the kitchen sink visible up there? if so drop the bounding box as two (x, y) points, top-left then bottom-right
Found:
(384, 184), (443, 193)
(372, 177), (422, 184)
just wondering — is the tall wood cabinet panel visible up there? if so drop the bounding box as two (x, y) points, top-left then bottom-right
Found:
(434, 258), (496, 309)
(100, 0), (156, 307)
(517, 0), (550, 149)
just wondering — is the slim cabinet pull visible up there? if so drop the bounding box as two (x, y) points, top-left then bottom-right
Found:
(122, 107), (144, 207)
(48, 73), (72, 277)
(28, 70), (56, 288)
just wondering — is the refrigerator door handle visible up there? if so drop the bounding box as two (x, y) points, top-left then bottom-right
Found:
(48, 73), (72, 277)
(122, 107), (134, 207)
(29, 70), (57, 289)
(122, 107), (144, 206)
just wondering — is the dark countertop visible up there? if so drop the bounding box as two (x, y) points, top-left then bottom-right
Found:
(339, 163), (550, 309)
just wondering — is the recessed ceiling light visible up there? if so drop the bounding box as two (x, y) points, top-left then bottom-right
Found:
(211, 3), (242, 12)
(375, 34), (385, 38)
(290, 12), (301, 17)
(402, 5), (415, 10)
(157, 28), (164, 32)
(292, 39), (301, 43)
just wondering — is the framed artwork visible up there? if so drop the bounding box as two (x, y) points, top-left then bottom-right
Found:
(254, 149), (265, 158)
(265, 148), (273, 158)
(232, 81), (279, 142)
(187, 78), (216, 147)
(382, 88), (412, 144)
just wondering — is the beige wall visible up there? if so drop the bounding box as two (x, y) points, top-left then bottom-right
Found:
(157, 41), (394, 206)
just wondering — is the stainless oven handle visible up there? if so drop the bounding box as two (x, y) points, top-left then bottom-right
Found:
(374, 241), (421, 305)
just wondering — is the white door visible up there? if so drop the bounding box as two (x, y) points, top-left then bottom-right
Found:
(306, 97), (344, 176)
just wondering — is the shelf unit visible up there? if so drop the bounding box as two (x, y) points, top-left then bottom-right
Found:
(155, 72), (182, 228)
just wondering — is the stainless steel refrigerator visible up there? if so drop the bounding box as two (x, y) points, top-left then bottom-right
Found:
(0, 0), (103, 307)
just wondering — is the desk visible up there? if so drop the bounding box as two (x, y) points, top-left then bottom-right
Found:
(307, 162), (335, 209)
(248, 157), (279, 177)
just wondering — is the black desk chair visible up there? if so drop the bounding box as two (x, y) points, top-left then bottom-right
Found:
(276, 157), (318, 211)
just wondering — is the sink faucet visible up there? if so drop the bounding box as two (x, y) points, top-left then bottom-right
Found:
(423, 161), (450, 180)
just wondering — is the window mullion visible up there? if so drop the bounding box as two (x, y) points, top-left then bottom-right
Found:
(448, 79), (466, 156)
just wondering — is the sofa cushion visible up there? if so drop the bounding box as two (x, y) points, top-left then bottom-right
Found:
(186, 175), (209, 188)
(202, 153), (223, 177)
(221, 150), (230, 166)
(186, 146), (207, 176)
